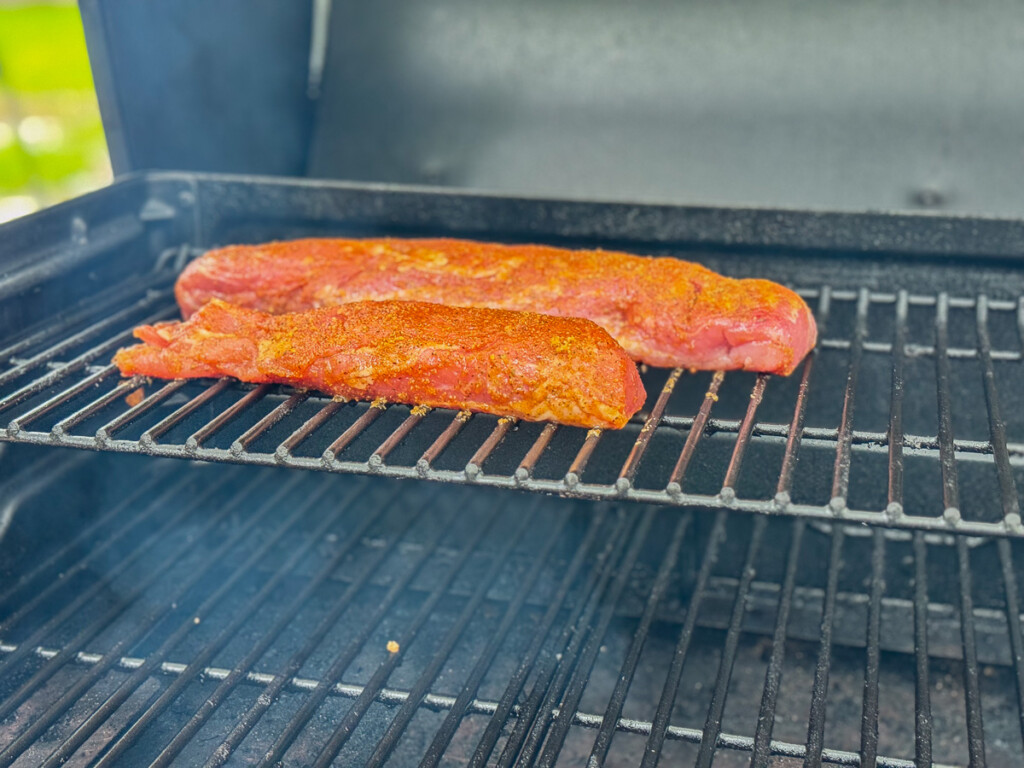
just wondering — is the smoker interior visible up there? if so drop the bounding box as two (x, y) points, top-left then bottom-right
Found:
(3, 175), (1024, 536)
(0, 447), (1023, 768)
(3, 173), (1024, 765)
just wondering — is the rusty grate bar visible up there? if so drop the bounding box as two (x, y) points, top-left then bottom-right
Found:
(617, 368), (682, 491)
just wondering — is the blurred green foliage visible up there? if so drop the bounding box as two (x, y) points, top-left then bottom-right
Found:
(0, 4), (96, 90)
(0, 2), (111, 218)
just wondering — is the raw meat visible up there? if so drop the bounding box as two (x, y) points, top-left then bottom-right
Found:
(176, 237), (817, 375)
(114, 299), (647, 429)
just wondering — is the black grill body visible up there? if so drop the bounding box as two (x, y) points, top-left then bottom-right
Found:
(1, 174), (1024, 765)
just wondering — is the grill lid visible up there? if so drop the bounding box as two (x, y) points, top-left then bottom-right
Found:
(80, 0), (1024, 215)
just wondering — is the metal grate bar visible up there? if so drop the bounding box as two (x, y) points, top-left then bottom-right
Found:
(275, 399), (344, 459)
(516, 422), (559, 482)
(532, 510), (659, 767)
(1018, 296), (1024, 351)
(641, 511), (729, 767)
(780, 286), (831, 497)
(0, 290), (169, 389)
(0, 304), (176, 415)
(95, 378), (188, 444)
(186, 384), (270, 452)
(956, 538), (987, 767)
(231, 390), (309, 455)
(204, 493), (463, 768)
(465, 417), (516, 479)
(0, 472), (286, 767)
(694, 514), (768, 768)
(912, 532), (934, 767)
(830, 288), (870, 512)
(813, 338), (1024, 361)
(804, 526), (845, 768)
(364, 500), (542, 768)
(417, 410), (472, 474)
(657, 417), (1024, 460)
(935, 293), (961, 522)
(371, 405), (431, 469)
(565, 427), (603, 488)
(587, 511), (692, 766)
(317, 500), (524, 768)
(799, 287), (1012, 309)
(997, 538), (1024, 754)
(976, 295), (1022, 529)
(722, 374), (768, 501)
(750, 518), (807, 768)
(322, 398), (385, 462)
(283, 500), (506, 767)
(5, 363), (119, 436)
(45, 474), (345, 768)
(51, 375), (143, 437)
(151, 485), (417, 768)
(467, 510), (618, 768)
(419, 507), (576, 768)
(860, 529), (886, 766)
(776, 356), (814, 507)
(0, 640), (942, 768)
(495, 510), (640, 768)
(618, 368), (683, 490)
(87, 479), (381, 768)
(140, 378), (233, 447)
(887, 290), (909, 518)
(0, 272), (168, 363)
(667, 371), (724, 493)
(0, 469), (237, 683)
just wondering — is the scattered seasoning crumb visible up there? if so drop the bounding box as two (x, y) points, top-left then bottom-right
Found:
(193, 616), (201, 625)
(410, 404), (430, 417)
(456, 410), (472, 423)
(706, 392), (719, 402)
(586, 427), (603, 440)
(125, 387), (145, 407)
(371, 396), (388, 410)
(386, 640), (400, 654)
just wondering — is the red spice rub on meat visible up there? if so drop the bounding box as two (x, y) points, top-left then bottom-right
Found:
(114, 299), (646, 429)
(176, 237), (817, 375)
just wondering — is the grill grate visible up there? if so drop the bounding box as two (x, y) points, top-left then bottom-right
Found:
(3, 268), (1024, 536)
(2, 451), (1024, 766)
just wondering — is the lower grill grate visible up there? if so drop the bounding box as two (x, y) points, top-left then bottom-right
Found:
(1, 451), (1023, 766)
(3, 269), (1024, 537)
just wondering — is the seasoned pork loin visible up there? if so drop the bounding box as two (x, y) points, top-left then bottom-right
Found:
(114, 299), (646, 429)
(176, 237), (817, 375)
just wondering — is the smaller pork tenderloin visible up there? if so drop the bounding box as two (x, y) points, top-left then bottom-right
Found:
(113, 299), (647, 429)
